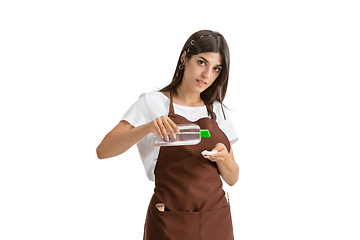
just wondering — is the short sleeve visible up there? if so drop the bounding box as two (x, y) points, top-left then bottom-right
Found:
(120, 93), (150, 128)
(213, 102), (238, 145)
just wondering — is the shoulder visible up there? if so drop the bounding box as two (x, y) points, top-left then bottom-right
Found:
(132, 91), (167, 108)
(126, 91), (167, 113)
(213, 100), (222, 109)
(159, 91), (170, 99)
(212, 101), (234, 124)
(212, 101), (226, 119)
(212, 101), (239, 144)
(139, 91), (168, 102)
(121, 91), (169, 126)
(134, 91), (170, 116)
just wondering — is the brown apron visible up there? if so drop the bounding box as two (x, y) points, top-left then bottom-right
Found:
(144, 92), (234, 240)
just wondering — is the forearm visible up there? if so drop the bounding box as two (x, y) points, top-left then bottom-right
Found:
(217, 154), (239, 186)
(97, 123), (150, 159)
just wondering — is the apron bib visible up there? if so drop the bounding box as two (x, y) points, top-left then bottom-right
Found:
(144, 92), (234, 240)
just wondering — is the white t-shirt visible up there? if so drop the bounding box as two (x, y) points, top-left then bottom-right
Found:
(121, 91), (238, 181)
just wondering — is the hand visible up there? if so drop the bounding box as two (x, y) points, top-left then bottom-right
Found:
(147, 115), (180, 142)
(203, 143), (229, 163)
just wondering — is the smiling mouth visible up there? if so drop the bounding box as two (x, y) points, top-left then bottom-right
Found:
(197, 79), (206, 85)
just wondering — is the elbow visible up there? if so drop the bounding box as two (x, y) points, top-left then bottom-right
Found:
(227, 167), (239, 186)
(96, 146), (107, 160)
(96, 151), (105, 160)
(228, 177), (238, 187)
(96, 145), (121, 160)
(223, 174), (238, 186)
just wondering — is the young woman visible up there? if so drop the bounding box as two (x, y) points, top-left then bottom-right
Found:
(97, 30), (239, 240)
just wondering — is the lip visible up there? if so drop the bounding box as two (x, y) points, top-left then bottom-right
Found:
(197, 79), (207, 86)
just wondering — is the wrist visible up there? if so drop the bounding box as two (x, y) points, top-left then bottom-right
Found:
(143, 122), (152, 135)
(216, 152), (232, 165)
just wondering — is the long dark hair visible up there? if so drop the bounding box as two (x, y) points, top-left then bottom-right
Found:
(160, 30), (230, 107)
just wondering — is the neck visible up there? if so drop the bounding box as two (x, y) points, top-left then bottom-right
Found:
(175, 85), (204, 107)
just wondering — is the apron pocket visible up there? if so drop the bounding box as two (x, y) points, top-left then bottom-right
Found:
(144, 196), (233, 240)
(156, 207), (201, 240)
(146, 205), (200, 240)
(200, 204), (234, 240)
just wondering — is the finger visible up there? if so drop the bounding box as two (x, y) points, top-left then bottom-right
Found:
(161, 117), (177, 140)
(214, 143), (226, 153)
(167, 118), (180, 134)
(153, 121), (163, 139)
(156, 118), (169, 141)
(160, 116), (179, 140)
(204, 155), (215, 162)
(149, 119), (161, 136)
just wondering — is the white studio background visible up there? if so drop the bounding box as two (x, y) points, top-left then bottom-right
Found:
(1, 0), (359, 239)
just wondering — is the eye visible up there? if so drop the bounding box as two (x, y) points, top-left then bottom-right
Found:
(214, 67), (221, 73)
(198, 60), (205, 66)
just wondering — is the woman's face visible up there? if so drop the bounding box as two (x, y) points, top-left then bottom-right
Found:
(181, 52), (223, 94)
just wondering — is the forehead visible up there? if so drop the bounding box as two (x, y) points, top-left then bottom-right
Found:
(194, 52), (222, 65)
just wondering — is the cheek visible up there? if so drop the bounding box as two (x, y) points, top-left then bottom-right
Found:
(186, 63), (197, 73)
(182, 68), (191, 79)
(184, 64), (197, 77)
(210, 73), (219, 84)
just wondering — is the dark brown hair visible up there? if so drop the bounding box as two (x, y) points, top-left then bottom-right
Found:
(160, 30), (230, 107)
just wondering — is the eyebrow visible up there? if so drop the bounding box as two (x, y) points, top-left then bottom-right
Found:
(199, 56), (223, 67)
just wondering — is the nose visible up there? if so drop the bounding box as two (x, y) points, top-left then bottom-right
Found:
(201, 67), (211, 79)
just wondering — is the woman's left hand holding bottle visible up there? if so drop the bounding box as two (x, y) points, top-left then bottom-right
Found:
(147, 115), (180, 142)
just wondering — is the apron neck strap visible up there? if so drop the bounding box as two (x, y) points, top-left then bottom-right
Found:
(169, 90), (216, 120)
(169, 90), (175, 115)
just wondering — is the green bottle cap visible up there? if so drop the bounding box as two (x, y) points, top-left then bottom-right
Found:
(200, 129), (211, 138)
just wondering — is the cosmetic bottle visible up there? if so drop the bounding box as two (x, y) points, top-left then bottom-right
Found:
(154, 123), (210, 146)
